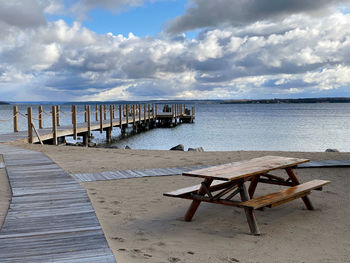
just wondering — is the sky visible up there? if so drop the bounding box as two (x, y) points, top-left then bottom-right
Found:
(1, 1), (350, 101)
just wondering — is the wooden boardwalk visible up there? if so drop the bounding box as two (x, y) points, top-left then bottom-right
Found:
(71, 165), (210, 183)
(70, 160), (350, 183)
(0, 144), (116, 262)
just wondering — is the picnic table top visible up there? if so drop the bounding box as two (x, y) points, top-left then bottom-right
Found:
(182, 156), (309, 181)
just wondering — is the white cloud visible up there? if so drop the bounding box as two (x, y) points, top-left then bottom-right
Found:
(1, 1), (350, 101)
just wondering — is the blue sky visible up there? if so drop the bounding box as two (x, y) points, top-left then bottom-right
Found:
(46, 0), (190, 37)
(0, 0), (350, 101)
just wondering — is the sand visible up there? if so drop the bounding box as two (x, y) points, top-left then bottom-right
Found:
(8, 143), (350, 174)
(4, 143), (350, 262)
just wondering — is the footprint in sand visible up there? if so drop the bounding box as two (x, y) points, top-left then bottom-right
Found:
(168, 257), (181, 262)
(111, 237), (125, 242)
(110, 210), (121, 215)
(112, 200), (120, 205)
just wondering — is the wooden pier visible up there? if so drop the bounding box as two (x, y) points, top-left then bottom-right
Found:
(0, 104), (195, 145)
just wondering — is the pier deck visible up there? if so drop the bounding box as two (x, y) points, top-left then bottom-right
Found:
(0, 104), (195, 145)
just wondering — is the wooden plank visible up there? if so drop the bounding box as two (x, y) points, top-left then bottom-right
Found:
(184, 177), (213, 221)
(240, 180), (330, 209)
(164, 180), (233, 197)
(285, 167), (314, 210)
(0, 144), (116, 263)
(31, 122), (43, 145)
(183, 156), (309, 181)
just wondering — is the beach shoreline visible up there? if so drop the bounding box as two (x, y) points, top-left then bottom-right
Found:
(1, 143), (350, 262)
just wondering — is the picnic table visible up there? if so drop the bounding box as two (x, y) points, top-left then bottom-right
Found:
(164, 156), (330, 235)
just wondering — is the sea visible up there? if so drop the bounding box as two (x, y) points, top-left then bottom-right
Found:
(0, 103), (349, 152)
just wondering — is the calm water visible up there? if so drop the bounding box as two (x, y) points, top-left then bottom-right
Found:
(1, 103), (349, 152)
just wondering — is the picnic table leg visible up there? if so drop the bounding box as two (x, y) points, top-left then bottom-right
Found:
(184, 178), (213, 221)
(248, 175), (260, 198)
(239, 182), (260, 235)
(285, 168), (314, 210)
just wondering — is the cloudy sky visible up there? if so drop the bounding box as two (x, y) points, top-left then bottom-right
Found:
(1, 0), (350, 101)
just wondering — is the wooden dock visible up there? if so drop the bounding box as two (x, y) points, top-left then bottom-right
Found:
(0, 143), (116, 262)
(0, 103), (195, 145)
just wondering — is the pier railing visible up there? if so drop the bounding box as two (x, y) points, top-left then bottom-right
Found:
(2, 104), (195, 145)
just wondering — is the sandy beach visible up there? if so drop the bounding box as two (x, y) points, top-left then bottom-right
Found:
(2, 143), (350, 262)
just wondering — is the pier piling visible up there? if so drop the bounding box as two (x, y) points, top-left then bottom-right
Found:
(13, 106), (18, 132)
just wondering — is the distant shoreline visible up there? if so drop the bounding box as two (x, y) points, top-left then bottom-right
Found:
(221, 97), (350, 104)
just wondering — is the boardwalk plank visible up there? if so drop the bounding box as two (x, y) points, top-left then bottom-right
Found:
(0, 144), (116, 263)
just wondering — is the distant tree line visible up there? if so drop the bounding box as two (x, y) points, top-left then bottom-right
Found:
(221, 97), (350, 104)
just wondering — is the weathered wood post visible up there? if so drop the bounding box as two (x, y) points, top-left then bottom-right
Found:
(38, 105), (43, 129)
(99, 105), (103, 133)
(112, 105), (115, 119)
(155, 104), (158, 126)
(138, 104), (141, 123)
(95, 105), (98, 121)
(144, 104), (146, 124)
(72, 105), (77, 139)
(174, 104), (177, 125)
(109, 105), (113, 130)
(132, 104), (135, 127)
(52, 106), (57, 145)
(148, 104), (150, 121)
(106, 128), (111, 142)
(126, 104), (129, 127)
(192, 106), (195, 123)
(105, 105), (113, 143)
(87, 105), (91, 137)
(13, 106), (18, 132)
(84, 105), (87, 123)
(104, 105), (107, 120)
(27, 107), (33, 143)
(71, 105), (74, 124)
(56, 105), (60, 127)
(119, 104), (122, 127)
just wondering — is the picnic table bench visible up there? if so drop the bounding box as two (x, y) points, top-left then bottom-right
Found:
(164, 156), (330, 235)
